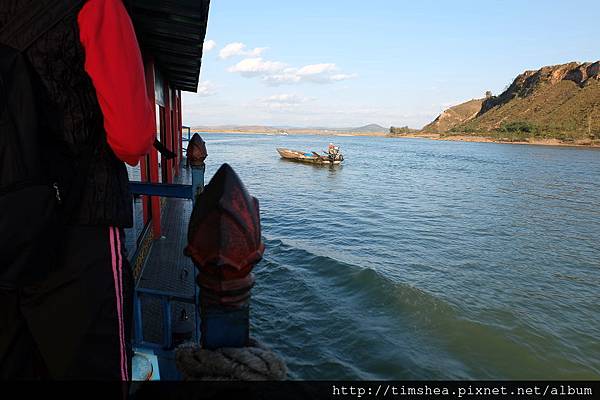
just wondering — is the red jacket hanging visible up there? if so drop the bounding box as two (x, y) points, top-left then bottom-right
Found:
(78, 0), (154, 166)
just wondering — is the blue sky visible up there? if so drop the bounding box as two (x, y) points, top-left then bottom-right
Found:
(181, 0), (600, 129)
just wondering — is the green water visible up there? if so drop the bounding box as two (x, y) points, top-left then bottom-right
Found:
(197, 133), (600, 379)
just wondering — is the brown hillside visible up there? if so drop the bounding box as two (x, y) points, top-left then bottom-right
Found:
(457, 61), (600, 138)
(422, 98), (484, 133)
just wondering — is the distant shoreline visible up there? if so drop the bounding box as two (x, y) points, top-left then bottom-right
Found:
(192, 129), (600, 147)
(397, 133), (600, 148)
(191, 128), (389, 137)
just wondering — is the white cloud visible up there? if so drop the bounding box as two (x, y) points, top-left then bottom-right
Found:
(263, 94), (310, 104)
(297, 63), (337, 76)
(331, 73), (358, 81)
(219, 42), (267, 59)
(203, 39), (216, 52)
(181, 91), (428, 127)
(227, 58), (287, 77)
(228, 58), (357, 86)
(219, 42), (244, 59)
(261, 68), (302, 84)
(259, 94), (313, 109)
(293, 63), (357, 84)
(195, 81), (217, 96)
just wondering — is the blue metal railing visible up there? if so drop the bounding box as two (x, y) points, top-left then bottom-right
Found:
(129, 172), (203, 350)
(181, 126), (192, 143)
(129, 181), (192, 199)
(133, 288), (197, 350)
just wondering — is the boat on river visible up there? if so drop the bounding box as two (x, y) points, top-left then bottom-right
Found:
(277, 144), (344, 165)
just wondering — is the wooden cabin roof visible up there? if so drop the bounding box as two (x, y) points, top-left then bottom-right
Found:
(126, 0), (211, 92)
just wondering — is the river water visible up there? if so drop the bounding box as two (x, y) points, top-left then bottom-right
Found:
(192, 133), (600, 379)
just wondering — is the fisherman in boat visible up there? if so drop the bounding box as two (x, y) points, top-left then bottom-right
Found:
(0, 0), (154, 380)
(327, 143), (343, 163)
(277, 144), (343, 164)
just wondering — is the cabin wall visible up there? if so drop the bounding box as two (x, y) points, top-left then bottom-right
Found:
(134, 56), (183, 240)
(176, 90), (183, 168)
(143, 57), (161, 236)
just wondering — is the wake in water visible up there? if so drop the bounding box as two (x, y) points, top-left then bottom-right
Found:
(197, 133), (600, 380)
(252, 238), (599, 379)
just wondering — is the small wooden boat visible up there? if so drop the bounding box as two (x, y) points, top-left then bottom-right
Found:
(276, 147), (344, 165)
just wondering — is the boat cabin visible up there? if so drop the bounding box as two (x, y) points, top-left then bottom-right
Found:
(122, 0), (211, 379)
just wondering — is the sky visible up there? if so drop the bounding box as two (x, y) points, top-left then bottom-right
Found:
(181, 0), (600, 129)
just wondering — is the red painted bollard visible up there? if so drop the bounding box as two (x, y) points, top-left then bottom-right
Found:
(184, 163), (264, 349)
(186, 134), (208, 200)
(186, 133), (207, 167)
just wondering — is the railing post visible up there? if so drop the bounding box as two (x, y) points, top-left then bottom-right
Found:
(186, 133), (207, 202)
(184, 133), (207, 344)
(184, 164), (264, 349)
(191, 165), (205, 203)
(133, 291), (144, 346)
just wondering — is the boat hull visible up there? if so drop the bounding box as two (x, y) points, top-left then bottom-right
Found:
(276, 148), (342, 165)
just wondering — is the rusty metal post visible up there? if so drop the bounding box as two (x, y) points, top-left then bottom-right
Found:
(184, 163), (264, 349)
(191, 165), (205, 205)
(186, 133), (207, 202)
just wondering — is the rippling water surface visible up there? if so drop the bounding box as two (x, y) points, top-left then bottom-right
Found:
(198, 133), (599, 379)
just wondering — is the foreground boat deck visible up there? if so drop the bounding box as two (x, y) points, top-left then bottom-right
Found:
(125, 163), (198, 379)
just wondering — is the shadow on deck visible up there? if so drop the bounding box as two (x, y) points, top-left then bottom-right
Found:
(125, 164), (198, 379)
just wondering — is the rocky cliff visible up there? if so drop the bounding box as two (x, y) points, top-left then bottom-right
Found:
(479, 61), (599, 115)
(422, 98), (484, 133)
(423, 61), (600, 138)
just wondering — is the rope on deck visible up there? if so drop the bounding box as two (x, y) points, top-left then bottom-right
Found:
(175, 339), (287, 380)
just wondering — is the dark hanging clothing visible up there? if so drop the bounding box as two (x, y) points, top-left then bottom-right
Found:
(0, 226), (133, 380)
(0, 0), (154, 380)
(0, 0), (154, 227)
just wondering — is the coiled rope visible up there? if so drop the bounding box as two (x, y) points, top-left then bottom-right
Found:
(175, 339), (287, 381)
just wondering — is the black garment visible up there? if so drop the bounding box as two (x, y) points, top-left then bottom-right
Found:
(0, 226), (133, 380)
(0, 0), (133, 227)
(1, 1), (137, 381)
